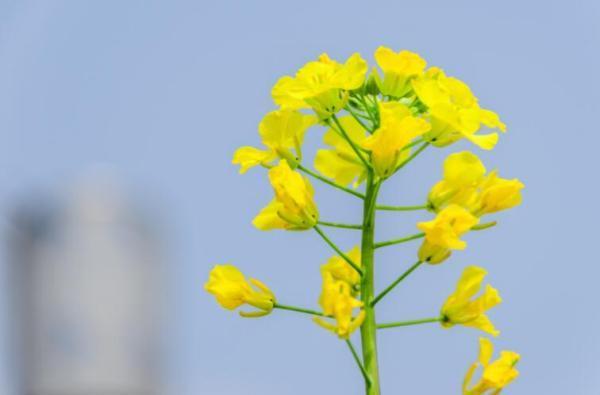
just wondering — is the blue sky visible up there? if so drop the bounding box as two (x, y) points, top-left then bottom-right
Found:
(1, 1), (599, 394)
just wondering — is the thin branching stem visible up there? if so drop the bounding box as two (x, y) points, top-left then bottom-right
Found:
(314, 225), (363, 276)
(377, 317), (441, 330)
(346, 340), (372, 386)
(273, 303), (327, 317)
(330, 115), (372, 170)
(345, 106), (373, 133)
(376, 204), (428, 212)
(371, 261), (423, 307)
(393, 142), (430, 175)
(374, 233), (425, 249)
(317, 221), (363, 230)
(297, 164), (365, 199)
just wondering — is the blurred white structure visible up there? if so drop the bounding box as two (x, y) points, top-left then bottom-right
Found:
(8, 176), (164, 395)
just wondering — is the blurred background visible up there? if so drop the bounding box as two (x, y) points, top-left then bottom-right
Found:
(0, 1), (598, 394)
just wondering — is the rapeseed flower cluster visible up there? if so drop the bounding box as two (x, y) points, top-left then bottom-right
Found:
(206, 47), (523, 394)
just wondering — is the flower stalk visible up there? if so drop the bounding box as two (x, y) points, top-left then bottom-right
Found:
(359, 172), (382, 395)
(377, 316), (441, 330)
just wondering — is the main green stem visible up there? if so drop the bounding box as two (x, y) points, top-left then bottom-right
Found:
(360, 172), (381, 395)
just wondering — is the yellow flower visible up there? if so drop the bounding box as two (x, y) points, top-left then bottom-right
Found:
(314, 116), (368, 187)
(463, 338), (520, 395)
(373, 47), (427, 98)
(205, 264), (276, 318)
(413, 67), (506, 150)
(417, 205), (479, 264)
(232, 109), (317, 173)
(272, 53), (368, 119)
(253, 161), (319, 230)
(314, 272), (365, 339)
(428, 151), (487, 212)
(428, 151), (524, 217)
(477, 171), (524, 215)
(361, 102), (431, 179)
(441, 266), (501, 336)
(320, 246), (361, 291)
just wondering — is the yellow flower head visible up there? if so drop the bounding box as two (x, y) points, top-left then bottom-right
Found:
(314, 272), (365, 339)
(374, 47), (427, 98)
(205, 264), (276, 318)
(272, 53), (368, 120)
(477, 171), (524, 215)
(320, 246), (361, 291)
(441, 266), (501, 336)
(232, 109), (317, 173)
(428, 151), (487, 212)
(253, 161), (319, 230)
(361, 102), (431, 179)
(314, 116), (369, 188)
(413, 67), (506, 150)
(463, 338), (520, 395)
(417, 204), (479, 264)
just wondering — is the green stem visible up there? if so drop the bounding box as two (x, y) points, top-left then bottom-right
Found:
(357, 94), (378, 127)
(314, 225), (363, 276)
(359, 172), (381, 395)
(317, 221), (363, 230)
(376, 204), (428, 212)
(393, 142), (429, 175)
(297, 164), (365, 199)
(401, 138), (425, 152)
(345, 106), (373, 133)
(371, 261), (423, 307)
(273, 303), (326, 317)
(346, 340), (372, 386)
(377, 317), (441, 330)
(374, 233), (425, 249)
(330, 114), (372, 169)
(472, 221), (497, 231)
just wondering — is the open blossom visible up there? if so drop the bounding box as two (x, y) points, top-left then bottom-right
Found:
(320, 246), (361, 292)
(253, 161), (319, 230)
(314, 272), (365, 339)
(441, 266), (501, 336)
(314, 116), (369, 188)
(428, 151), (486, 212)
(428, 151), (524, 216)
(417, 204), (479, 264)
(205, 265), (276, 318)
(272, 53), (368, 120)
(463, 338), (520, 394)
(477, 171), (524, 215)
(232, 109), (317, 173)
(373, 47), (427, 98)
(361, 102), (431, 179)
(413, 67), (506, 150)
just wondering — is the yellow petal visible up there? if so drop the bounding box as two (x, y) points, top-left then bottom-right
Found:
(443, 151), (486, 187)
(463, 314), (500, 337)
(374, 47), (426, 76)
(464, 132), (499, 151)
(478, 337), (494, 367)
(330, 53), (369, 90)
(232, 146), (275, 174)
(259, 109), (317, 151)
(271, 76), (309, 109)
(252, 199), (287, 230)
